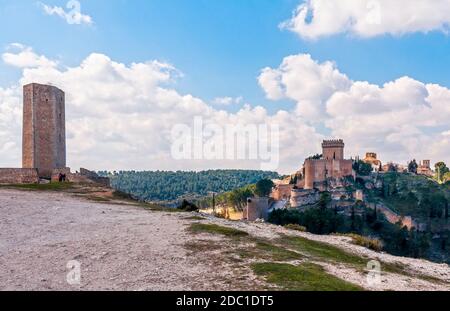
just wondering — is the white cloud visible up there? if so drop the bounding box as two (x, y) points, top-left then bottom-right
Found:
(40, 1), (93, 25)
(0, 45), (322, 173)
(2, 44), (57, 68)
(212, 96), (243, 106)
(259, 53), (450, 165)
(282, 0), (450, 39)
(258, 54), (351, 119)
(1, 45), (449, 173)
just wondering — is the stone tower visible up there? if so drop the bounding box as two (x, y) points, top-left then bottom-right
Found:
(22, 83), (66, 179)
(322, 139), (345, 160)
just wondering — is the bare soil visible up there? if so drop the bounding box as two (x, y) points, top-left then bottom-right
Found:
(0, 188), (255, 291)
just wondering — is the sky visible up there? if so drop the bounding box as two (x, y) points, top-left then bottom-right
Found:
(0, 0), (449, 174)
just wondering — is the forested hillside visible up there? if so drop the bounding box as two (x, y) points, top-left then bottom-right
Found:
(98, 170), (280, 202)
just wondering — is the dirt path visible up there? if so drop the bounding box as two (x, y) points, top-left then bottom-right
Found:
(0, 189), (253, 291)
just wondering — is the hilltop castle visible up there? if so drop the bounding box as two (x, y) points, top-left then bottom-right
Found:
(272, 139), (355, 207)
(299, 139), (354, 190)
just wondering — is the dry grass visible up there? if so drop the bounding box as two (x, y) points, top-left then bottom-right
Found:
(284, 224), (307, 232)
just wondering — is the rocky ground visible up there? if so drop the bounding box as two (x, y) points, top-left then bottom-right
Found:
(0, 186), (449, 291)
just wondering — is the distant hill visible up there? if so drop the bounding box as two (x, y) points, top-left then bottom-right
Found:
(98, 170), (280, 203)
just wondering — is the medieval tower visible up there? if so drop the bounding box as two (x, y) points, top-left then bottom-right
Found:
(322, 139), (345, 160)
(303, 139), (354, 190)
(22, 83), (66, 179)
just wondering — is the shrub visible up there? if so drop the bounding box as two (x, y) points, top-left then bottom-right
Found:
(178, 200), (199, 212)
(345, 233), (383, 252)
(189, 223), (248, 237)
(284, 224), (307, 232)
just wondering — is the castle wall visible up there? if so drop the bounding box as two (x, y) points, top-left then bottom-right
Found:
(304, 160), (315, 189)
(51, 168), (110, 187)
(290, 189), (319, 208)
(323, 147), (344, 160)
(23, 83), (66, 179)
(272, 184), (293, 201)
(0, 168), (39, 184)
(303, 158), (354, 190)
(368, 203), (417, 230)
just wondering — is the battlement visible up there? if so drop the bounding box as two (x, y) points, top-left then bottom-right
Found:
(322, 139), (345, 148)
(366, 152), (377, 159)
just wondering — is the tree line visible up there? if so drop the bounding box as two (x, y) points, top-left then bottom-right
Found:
(97, 170), (279, 202)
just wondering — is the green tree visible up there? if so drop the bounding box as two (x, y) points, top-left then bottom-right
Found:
(435, 162), (449, 183)
(408, 159), (418, 174)
(353, 160), (372, 176)
(254, 179), (275, 197)
(443, 172), (450, 184)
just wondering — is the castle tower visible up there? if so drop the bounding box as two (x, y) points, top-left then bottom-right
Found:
(322, 139), (344, 160)
(22, 83), (66, 179)
(304, 160), (315, 190)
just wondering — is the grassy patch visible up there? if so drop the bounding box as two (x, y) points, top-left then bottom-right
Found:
(279, 235), (445, 284)
(2, 182), (75, 191)
(189, 223), (249, 238)
(339, 233), (383, 252)
(185, 216), (206, 221)
(379, 261), (449, 285)
(284, 224), (307, 232)
(280, 236), (369, 267)
(85, 195), (111, 202)
(251, 262), (363, 291)
(112, 190), (135, 200)
(185, 240), (223, 253)
(141, 203), (187, 213)
(237, 240), (301, 262)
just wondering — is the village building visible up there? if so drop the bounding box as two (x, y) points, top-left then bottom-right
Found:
(363, 152), (382, 172)
(417, 160), (434, 177)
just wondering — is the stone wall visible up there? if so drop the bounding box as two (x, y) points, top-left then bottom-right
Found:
(244, 197), (269, 221)
(51, 168), (110, 187)
(272, 184), (293, 201)
(290, 189), (320, 208)
(368, 203), (417, 230)
(0, 168), (39, 184)
(303, 158), (354, 189)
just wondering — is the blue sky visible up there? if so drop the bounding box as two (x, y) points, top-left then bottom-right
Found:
(3, 0), (450, 110)
(0, 0), (449, 172)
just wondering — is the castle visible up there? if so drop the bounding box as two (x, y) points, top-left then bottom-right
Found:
(0, 83), (108, 186)
(272, 139), (355, 208)
(300, 139), (354, 190)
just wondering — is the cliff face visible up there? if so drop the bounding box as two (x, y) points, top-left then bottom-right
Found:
(1, 186), (448, 291)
